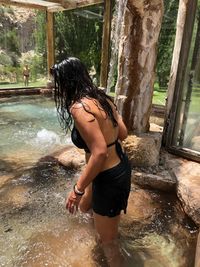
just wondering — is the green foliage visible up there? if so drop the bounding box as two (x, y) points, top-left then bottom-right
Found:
(34, 11), (46, 54)
(30, 54), (44, 82)
(0, 65), (20, 84)
(156, 0), (179, 88)
(5, 29), (21, 57)
(54, 5), (103, 82)
(0, 52), (12, 66)
(0, 6), (21, 68)
(34, 11), (47, 74)
(0, 6), (47, 85)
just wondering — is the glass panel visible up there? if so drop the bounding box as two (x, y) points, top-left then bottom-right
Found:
(54, 4), (104, 85)
(153, 1), (179, 105)
(172, 3), (200, 153)
(0, 7), (47, 89)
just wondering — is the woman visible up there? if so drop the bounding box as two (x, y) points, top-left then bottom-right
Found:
(50, 57), (131, 266)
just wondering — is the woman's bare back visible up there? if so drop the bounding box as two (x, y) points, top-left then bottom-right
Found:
(76, 98), (123, 171)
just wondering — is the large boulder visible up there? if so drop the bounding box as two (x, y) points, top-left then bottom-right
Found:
(132, 171), (176, 192)
(123, 130), (162, 167)
(123, 186), (161, 226)
(165, 154), (200, 226)
(56, 147), (85, 170)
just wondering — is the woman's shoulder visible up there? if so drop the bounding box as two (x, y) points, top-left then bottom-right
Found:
(70, 98), (94, 117)
(70, 97), (92, 110)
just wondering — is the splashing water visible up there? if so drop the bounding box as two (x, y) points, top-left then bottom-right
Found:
(0, 95), (198, 267)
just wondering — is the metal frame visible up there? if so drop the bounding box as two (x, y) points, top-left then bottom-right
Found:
(163, 0), (200, 162)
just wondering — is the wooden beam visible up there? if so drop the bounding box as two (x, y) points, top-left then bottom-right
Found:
(0, 0), (104, 11)
(62, 0), (104, 11)
(100, 0), (111, 88)
(47, 11), (54, 78)
(45, 0), (62, 2)
(47, 5), (64, 12)
(76, 0), (103, 7)
(0, 0), (63, 10)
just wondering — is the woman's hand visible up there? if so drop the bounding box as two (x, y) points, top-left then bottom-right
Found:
(66, 191), (82, 214)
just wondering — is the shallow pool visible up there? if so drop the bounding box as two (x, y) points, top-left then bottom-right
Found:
(0, 95), (198, 267)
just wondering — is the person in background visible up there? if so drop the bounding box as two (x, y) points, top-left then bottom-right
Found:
(23, 64), (30, 86)
(50, 57), (131, 267)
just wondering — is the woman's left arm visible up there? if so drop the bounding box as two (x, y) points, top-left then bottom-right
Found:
(66, 104), (108, 213)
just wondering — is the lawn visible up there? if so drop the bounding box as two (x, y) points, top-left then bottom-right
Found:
(1, 82), (167, 107)
(109, 90), (166, 106)
(0, 80), (46, 89)
(153, 90), (166, 105)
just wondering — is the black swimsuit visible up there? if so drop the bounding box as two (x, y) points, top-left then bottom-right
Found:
(71, 126), (117, 153)
(71, 125), (131, 217)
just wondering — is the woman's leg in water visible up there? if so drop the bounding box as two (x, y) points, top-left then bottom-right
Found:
(93, 212), (124, 267)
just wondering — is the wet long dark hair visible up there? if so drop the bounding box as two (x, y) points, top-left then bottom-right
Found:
(50, 57), (118, 131)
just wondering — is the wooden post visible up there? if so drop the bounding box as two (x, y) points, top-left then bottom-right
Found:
(100, 0), (112, 88)
(47, 11), (54, 78)
(115, 0), (164, 133)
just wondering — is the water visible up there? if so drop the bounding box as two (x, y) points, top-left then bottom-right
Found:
(107, 0), (128, 93)
(0, 95), (71, 164)
(0, 95), (198, 267)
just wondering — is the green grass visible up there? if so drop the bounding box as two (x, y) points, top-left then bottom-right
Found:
(152, 90), (166, 105)
(188, 94), (200, 113)
(108, 89), (167, 106)
(0, 81), (169, 108)
(108, 91), (115, 98)
(0, 80), (46, 89)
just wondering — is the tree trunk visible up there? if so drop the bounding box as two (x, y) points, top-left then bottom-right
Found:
(115, 0), (164, 134)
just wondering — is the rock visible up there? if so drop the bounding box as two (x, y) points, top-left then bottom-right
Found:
(132, 171), (176, 192)
(40, 88), (53, 94)
(165, 155), (200, 226)
(123, 131), (162, 167)
(122, 187), (160, 226)
(150, 123), (163, 133)
(0, 185), (29, 209)
(46, 80), (54, 89)
(57, 147), (85, 170)
(0, 174), (14, 188)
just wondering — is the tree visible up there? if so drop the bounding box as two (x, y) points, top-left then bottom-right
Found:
(156, 0), (179, 89)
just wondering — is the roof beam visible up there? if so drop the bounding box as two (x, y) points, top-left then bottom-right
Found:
(0, 0), (104, 11)
(65, 0), (104, 10)
(0, 0), (63, 11)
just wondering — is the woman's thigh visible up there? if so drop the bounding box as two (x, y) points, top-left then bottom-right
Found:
(93, 212), (120, 243)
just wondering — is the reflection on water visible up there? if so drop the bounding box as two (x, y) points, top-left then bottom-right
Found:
(0, 95), (198, 267)
(0, 95), (71, 167)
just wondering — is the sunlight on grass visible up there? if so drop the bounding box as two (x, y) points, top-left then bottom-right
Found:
(108, 89), (167, 106)
(153, 90), (166, 105)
